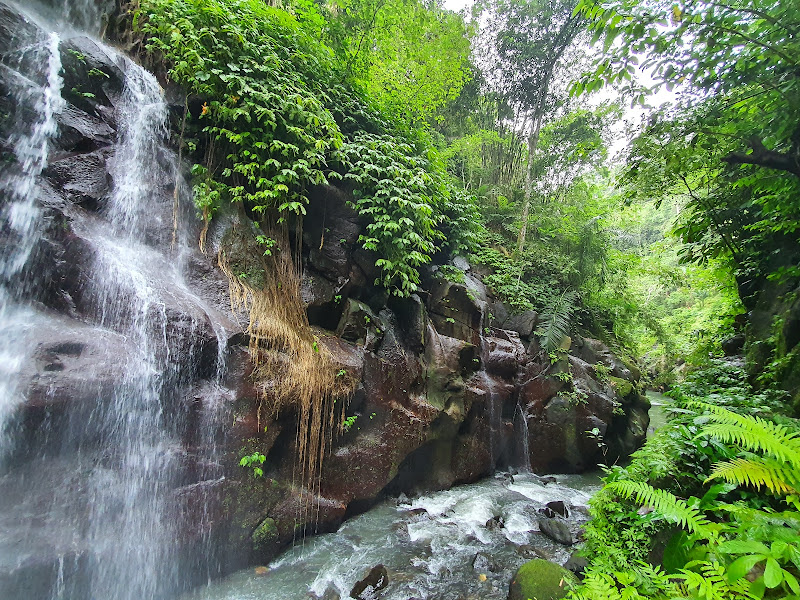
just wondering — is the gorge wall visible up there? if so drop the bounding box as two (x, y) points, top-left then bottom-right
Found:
(0, 2), (648, 597)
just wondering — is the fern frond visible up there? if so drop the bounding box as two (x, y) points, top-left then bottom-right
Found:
(538, 289), (577, 352)
(708, 457), (799, 495)
(567, 572), (625, 600)
(693, 402), (800, 467)
(607, 480), (713, 538)
(675, 560), (755, 600)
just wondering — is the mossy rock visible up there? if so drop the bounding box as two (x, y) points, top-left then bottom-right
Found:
(608, 375), (634, 400)
(252, 517), (278, 554)
(508, 559), (578, 600)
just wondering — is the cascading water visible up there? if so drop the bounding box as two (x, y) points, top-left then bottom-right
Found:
(179, 472), (602, 600)
(515, 401), (532, 472)
(0, 2), (235, 598)
(0, 18), (65, 456)
(80, 60), (181, 600)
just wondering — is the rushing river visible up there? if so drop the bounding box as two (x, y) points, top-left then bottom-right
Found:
(183, 472), (601, 600)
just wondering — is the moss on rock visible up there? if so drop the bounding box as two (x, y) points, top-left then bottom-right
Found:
(252, 517), (278, 554)
(608, 375), (634, 400)
(508, 559), (578, 600)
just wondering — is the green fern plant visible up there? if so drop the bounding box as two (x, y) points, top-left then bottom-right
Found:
(606, 480), (716, 538)
(537, 288), (578, 353)
(569, 562), (676, 600)
(693, 401), (800, 498)
(673, 560), (755, 600)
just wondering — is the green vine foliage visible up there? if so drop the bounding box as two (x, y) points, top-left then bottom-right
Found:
(137, 0), (478, 296)
(139, 0), (345, 217)
(571, 364), (800, 600)
(338, 132), (478, 295)
(339, 132), (443, 295)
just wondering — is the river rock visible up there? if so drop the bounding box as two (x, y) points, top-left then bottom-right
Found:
(472, 552), (500, 573)
(336, 298), (379, 344)
(722, 333), (745, 356)
(485, 515), (505, 530)
(515, 544), (547, 559)
(428, 279), (482, 344)
(538, 517), (574, 545)
(542, 500), (569, 518)
(564, 551), (589, 578)
(508, 559), (578, 600)
(350, 564), (389, 599)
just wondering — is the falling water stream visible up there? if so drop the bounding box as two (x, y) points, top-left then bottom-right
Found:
(0, 19), (65, 456)
(0, 1), (233, 598)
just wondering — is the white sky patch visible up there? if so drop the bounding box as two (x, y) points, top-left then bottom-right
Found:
(443, 0), (473, 14)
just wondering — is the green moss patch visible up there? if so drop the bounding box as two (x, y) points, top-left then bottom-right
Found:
(508, 559), (578, 600)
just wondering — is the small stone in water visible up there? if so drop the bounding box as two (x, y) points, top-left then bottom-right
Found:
(254, 566), (269, 576)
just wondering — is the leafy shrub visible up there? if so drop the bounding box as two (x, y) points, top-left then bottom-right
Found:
(138, 0), (480, 297)
(139, 0), (344, 218)
(571, 363), (800, 600)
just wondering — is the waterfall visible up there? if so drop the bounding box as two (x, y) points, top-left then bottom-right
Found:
(0, 27), (65, 455)
(0, 2), (234, 598)
(515, 400), (531, 472)
(80, 60), (180, 600)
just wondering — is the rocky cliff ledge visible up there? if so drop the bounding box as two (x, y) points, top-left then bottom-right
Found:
(209, 188), (649, 569)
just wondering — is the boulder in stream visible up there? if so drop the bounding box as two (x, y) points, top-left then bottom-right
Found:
(538, 517), (574, 545)
(508, 559), (578, 600)
(472, 551), (500, 573)
(541, 500), (570, 518)
(350, 564), (389, 599)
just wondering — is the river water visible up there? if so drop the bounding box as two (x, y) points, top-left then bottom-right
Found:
(182, 472), (601, 600)
(646, 390), (670, 436)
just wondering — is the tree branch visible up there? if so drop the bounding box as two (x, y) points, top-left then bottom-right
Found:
(722, 137), (800, 177)
(709, 1), (800, 37)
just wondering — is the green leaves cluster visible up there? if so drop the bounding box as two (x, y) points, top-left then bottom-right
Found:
(338, 132), (478, 295)
(239, 451), (266, 477)
(136, 0), (479, 296)
(576, 0), (800, 288)
(339, 133), (443, 295)
(139, 0), (343, 218)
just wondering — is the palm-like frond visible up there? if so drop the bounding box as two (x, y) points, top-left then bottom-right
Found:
(607, 480), (713, 538)
(674, 560), (754, 600)
(537, 288), (577, 352)
(708, 457), (799, 496)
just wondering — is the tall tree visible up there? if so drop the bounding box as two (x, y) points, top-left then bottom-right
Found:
(577, 0), (800, 267)
(324, 0), (473, 128)
(476, 0), (584, 253)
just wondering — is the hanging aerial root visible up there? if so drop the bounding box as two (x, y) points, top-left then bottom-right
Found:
(218, 227), (354, 496)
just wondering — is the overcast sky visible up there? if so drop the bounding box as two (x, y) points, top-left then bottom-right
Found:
(443, 0), (472, 13)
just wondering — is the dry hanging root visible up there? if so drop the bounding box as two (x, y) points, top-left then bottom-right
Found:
(219, 228), (354, 509)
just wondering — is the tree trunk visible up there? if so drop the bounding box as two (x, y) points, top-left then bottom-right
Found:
(516, 117), (541, 255)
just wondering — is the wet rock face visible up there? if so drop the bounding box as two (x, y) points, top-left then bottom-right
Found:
(0, 4), (240, 594)
(519, 338), (649, 473)
(218, 262), (647, 563)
